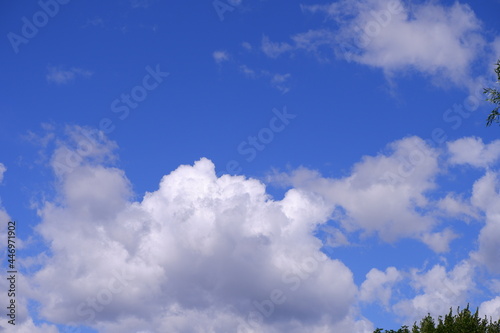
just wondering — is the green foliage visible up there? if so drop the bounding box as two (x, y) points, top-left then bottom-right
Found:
(485, 59), (500, 126)
(374, 305), (500, 333)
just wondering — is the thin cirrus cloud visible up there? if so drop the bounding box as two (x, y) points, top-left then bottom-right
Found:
(130, 0), (154, 9)
(238, 64), (292, 93)
(213, 50), (230, 63)
(270, 73), (292, 94)
(214, 51), (292, 93)
(0, 163), (6, 184)
(46, 66), (93, 85)
(241, 41), (253, 51)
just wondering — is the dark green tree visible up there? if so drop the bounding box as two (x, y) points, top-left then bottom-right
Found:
(485, 59), (500, 126)
(374, 305), (500, 333)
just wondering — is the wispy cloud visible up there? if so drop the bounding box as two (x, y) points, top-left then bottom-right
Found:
(81, 17), (104, 28)
(239, 65), (292, 93)
(261, 35), (293, 58)
(241, 41), (252, 51)
(46, 66), (93, 85)
(130, 0), (154, 8)
(239, 64), (256, 78)
(213, 50), (291, 93)
(270, 73), (292, 93)
(212, 50), (230, 64)
(0, 163), (6, 184)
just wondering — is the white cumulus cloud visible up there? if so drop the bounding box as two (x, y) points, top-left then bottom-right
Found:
(448, 137), (500, 168)
(26, 126), (367, 333)
(328, 0), (484, 85)
(273, 136), (444, 247)
(18, 129), (500, 331)
(266, 0), (493, 89)
(480, 296), (500, 320)
(360, 267), (401, 307)
(393, 261), (475, 323)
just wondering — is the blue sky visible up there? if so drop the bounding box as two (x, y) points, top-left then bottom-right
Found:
(1, 0), (500, 332)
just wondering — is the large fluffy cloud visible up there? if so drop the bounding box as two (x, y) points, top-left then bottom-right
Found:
(15, 128), (500, 332)
(27, 126), (368, 333)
